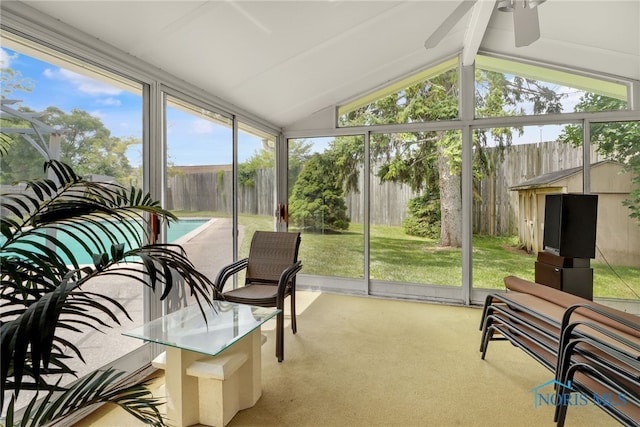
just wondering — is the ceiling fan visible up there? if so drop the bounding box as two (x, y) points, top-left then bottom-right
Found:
(424, 0), (546, 50)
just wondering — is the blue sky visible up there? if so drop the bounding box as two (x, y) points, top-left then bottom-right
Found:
(3, 45), (579, 166)
(1, 47), (265, 167)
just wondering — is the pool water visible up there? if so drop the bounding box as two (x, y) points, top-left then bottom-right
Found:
(1, 218), (209, 266)
(166, 219), (209, 242)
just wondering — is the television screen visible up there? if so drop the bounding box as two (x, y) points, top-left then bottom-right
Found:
(542, 193), (598, 258)
(543, 194), (562, 255)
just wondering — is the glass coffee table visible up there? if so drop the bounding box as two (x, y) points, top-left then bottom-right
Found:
(124, 300), (280, 427)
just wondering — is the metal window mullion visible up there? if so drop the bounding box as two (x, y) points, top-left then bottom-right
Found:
(232, 116), (239, 289)
(460, 61), (475, 305)
(631, 79), (640, 111)
(144, 82), (165, 359)
(276, 133), (287, 233)
(583, 120), (591, 194)
(364, 132), (371, 294)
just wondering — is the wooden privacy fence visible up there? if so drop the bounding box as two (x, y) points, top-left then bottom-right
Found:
(473, 140), (605, 235)
(166, 169), (275, 216)
(163, 140), (607, 234)
(0, 139), (610, 236)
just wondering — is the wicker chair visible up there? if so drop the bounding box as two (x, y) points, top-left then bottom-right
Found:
(214, 231), (302, 362)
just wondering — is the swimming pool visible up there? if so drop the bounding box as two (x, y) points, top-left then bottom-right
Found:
(1, 218), (210, 266)
(166, 218), (210, 243)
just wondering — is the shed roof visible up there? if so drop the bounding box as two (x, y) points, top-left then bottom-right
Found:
(509, 160), (623, 190)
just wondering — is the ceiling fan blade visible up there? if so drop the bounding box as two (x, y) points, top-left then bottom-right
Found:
(424, 0), (478, 49)
(513, 0), (541, 47)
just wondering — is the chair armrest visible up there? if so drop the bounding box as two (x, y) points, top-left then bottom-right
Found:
(214, 258), (249, 293)
(277, 261), (303, 300)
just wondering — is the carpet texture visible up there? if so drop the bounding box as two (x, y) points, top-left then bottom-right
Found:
(75, 292), (615, 427)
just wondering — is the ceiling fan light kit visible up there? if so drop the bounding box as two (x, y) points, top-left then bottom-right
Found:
(498, 0), (545, 47)
(424, 0), (546, 52)
(497, 0), (546, 12)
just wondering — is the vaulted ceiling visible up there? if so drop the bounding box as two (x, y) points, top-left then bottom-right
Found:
(7, 1), (640, 129)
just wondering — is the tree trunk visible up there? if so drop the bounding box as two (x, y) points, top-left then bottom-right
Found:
(437, 146), (462, 247)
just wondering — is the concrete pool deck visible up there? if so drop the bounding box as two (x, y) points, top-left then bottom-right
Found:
(57, 217), (241, 389)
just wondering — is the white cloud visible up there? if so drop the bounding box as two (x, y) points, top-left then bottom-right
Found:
(0, 48), (13, 67)
(191, 119), (214, 135)
(43, 67), (122, 96)
(97, 97), (122, 106)
(89, 109), (106, 120)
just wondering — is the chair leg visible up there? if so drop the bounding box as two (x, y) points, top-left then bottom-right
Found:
(276, 311), (284, 362)
(290, 293), (297, 334)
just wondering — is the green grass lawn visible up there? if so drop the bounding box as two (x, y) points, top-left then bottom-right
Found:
(292, 224), (639, 299)
(176, 212), (639, 300)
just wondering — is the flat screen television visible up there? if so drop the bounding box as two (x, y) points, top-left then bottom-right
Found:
(542, 193), (598, 259)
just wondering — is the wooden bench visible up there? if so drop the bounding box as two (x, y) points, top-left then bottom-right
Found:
(479, 276), (639, 426)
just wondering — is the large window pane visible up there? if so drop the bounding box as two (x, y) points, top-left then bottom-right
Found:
(237, 121), (277, 259)
(288, 136), (364, 279)
(471, 124), (586, 290)
(370, 131), (462, 286)
(164, 95), (233, 307)
(1, 40), (145, 401)
(588, 121), (640, 299)
(338, 58), (459, 126)
(475, 55), (629, 118)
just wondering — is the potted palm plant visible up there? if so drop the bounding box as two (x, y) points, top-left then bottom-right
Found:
(1, 157), (219, 426)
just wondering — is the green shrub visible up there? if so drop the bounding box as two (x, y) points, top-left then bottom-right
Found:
(289, 153), (349, 232)
(403, 193), (440, 238)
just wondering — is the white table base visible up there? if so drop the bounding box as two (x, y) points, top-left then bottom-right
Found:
(153, 327), (262, 427)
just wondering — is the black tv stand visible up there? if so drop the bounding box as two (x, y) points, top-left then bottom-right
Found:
(534, 251), (593, 300)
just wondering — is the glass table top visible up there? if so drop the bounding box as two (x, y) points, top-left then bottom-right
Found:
(123, 301), (280, 357)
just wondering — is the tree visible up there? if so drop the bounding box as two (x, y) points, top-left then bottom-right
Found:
(559, 93), (640, 222)
(42, 107), (137, 182)
(0, 124), (45, 183)
(287, 138), (313, 193)
(403, 192), (441, 238)
(1, 53), (34, 98)
(1, 57), (43, 182)
(1, 105), (140, 186)
(337, 68), (565, 247)
(239, 146), (275, 187)
(238, 138), (312, 187)
(289, 152), (349, 232)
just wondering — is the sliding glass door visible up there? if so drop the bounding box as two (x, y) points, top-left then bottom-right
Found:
(163, 93), (233, 309)
(287, 136), (365, 293)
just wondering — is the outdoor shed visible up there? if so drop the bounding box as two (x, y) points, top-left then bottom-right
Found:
(510, 160), (640, 267)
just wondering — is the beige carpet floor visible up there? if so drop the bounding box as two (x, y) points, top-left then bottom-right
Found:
(75, 292), (616, 427)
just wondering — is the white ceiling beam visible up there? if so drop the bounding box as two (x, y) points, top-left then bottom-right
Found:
(461, 0), (496, 66)
(424, 0), (476, 49)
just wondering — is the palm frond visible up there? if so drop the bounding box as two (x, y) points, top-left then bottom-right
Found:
(5, 368), (167, 427)
(1, 159), (219, 425)
(0, 132), (13, 157)
(1, 276), (73, 402)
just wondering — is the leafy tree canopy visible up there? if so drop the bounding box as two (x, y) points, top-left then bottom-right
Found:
(559, 93), (640, 222)
(1, 105), (139, 186)
(332, 69), (565, 246)
(239, 139), (312, 187)
(1, 52), (35, 98)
